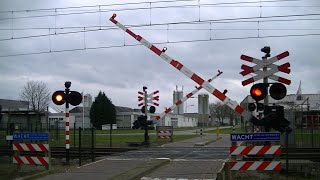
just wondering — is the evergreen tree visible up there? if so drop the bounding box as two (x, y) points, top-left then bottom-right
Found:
(90, 91), (116, 130)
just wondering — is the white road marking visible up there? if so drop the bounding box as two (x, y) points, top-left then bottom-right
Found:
(77, 157), (109, 168)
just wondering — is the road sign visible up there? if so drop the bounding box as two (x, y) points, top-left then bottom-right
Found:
(13, 132), (49, 141)
(230, 132), (281, 142)
(240, 52), (290, 86)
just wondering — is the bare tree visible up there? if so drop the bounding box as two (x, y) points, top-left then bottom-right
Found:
(20, 80), (51, 112)
(209, 101), (241, 126)
(209, 102), (228, 125)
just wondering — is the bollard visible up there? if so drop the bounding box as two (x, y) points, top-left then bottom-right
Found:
(216, 127), (220, 138)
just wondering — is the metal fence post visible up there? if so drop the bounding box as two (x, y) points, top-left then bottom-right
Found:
(91, 127), (95, 162)
(79, 127), (82, 166)
(286, 129), (289, 174)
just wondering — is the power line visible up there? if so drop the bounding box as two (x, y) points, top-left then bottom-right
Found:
(0, 13), (319, 42)
(0, 0), (314, 21)
(0, 32), (319, 58)
(0, 0), (198, 13)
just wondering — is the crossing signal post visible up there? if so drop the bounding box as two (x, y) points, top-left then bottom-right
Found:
(242, 47), (291, 139)
(52, 81), (82, 165)
(134, 86), (159, 145)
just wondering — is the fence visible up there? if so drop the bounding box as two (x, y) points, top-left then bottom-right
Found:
(239, 106), (320, 179)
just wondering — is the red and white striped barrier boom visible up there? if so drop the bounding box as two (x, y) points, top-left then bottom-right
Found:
(13, 143), (49, 152)
(230, 161), (281, 171)
(110, 14), (253, 120)
(230, 145), (282, 156)
(13, 156), (49, 166)
(155, 70), (223, 121)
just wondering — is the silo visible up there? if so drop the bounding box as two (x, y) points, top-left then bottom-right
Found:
(173, 90), (184, 115)
(198, 93), (209, 126)
(83, 94), (93, 108)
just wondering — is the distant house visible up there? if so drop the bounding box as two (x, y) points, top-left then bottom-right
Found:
(0, 99), (47, 132)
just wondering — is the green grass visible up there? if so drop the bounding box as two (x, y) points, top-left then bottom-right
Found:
(0, 128), (199, 147)
(44, 133), (198, 147)
(295, 132), (320, 146)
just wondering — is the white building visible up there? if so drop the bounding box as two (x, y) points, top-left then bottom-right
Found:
(47, 106), (198, 129)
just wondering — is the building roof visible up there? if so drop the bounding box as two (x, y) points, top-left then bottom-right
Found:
(68, 106), (141, 114)
(0, 99), (29, 110)
(69, 107), (90, 114)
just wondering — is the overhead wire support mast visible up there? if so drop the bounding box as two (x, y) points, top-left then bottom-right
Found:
(109, 14), (254, 120)
(155, 70), (223, 121)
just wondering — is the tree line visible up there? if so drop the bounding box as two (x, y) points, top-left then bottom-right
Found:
(209, 101), (240, 126)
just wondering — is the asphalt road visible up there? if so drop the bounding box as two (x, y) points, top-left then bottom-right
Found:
(108, 147), (229, 161)
(38, 134), (231, 180)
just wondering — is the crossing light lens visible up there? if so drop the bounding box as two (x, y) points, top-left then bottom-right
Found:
(55, 94), (63, 102)
(52, 91), (65, 105)
(250, 83), (267, 102)
(252, 89), (262, 97)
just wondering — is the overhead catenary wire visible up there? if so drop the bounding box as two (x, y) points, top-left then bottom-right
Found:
(0, 0), (199, 13)
(1, 12), (320, 31)
(0, 32), (319, 58)
(0, 13), (320, 42)
(0, 0), (316, 21)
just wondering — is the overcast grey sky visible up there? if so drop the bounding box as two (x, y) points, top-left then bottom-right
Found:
(0, 0), (319, 113)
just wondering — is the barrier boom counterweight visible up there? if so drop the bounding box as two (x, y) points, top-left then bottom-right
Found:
(109, 14), (254, 120)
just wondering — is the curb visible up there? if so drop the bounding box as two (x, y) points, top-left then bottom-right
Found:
(110, 159), (170, 180)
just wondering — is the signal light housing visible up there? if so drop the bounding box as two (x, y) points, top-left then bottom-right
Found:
(250, 83), (267, 102)
(52, 90), (82, 106)
(248, 103), (256, 112)
(52, 91), (65, 105)
(69, 91), (83, 106)
(269, 83), (287, 100)
(149, 106), (156, 113)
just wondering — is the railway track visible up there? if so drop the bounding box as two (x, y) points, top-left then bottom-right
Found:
(1, 146), (319, 160)
(0, 146), (138, 158)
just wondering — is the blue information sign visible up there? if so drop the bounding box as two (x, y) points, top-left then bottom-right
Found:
(13, 132), (49, 141)
(230, 132), (281, 142)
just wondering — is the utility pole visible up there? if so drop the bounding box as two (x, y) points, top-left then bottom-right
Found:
(261, 47), (271, 144)
(143, 86), (149, 145)
(64, 81), (71, 165)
